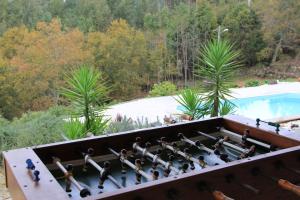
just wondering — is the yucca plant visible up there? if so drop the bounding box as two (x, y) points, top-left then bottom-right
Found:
(62, 66), (109, 139)
(63, 118), (85, 140)
(219, 101), (236, 116)
(175, 89), (208, 120)
(198, 39), (241, 117)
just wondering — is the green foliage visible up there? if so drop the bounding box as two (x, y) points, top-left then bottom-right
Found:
(219, 101), (236, 116)
(0, 106), (65, 153)
(149, 81), (177, 97)
(175, 89), (208, 120)
(245, 80), (260, 87)
(222, 4), (264, 65)
(0, 0), (299, 120)
(198, 39), (241, 117)
(62, 66), (109, 139)
(106, 115), (162, 133)
(63, 118), (85, 140)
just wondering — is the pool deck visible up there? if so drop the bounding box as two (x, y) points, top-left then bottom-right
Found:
(105, 82), (300, 123)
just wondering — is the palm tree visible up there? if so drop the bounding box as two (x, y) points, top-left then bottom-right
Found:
(175, 89), (208, 120)
(62, 66), (109, 139)
(198, 39), (241, 117)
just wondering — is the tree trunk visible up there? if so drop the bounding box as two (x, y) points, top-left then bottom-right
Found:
(271, 34), (283, 65)
(212, 95), (219, 117)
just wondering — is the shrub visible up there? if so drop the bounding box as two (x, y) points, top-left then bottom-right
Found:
(0, 106), (66, 155)
(175, 89), (208, 120)
(106, 115), (162, 133)
(149, 81), (177, 97)
(245, 80), (260, 87)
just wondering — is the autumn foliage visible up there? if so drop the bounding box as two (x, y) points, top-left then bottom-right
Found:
(0, 19), (164, 119)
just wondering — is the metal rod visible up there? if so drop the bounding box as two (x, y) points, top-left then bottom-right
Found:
(133, 142), (180, 174)
(220, 128), (271, 149)
(84, 154), (123, 189)
(157, 138), (204, 168)
(108, 148), (153, 181)
(197, 131), (249, 154)
(177, 133), (226, 165)
(53, 157), (90, 197)
(178, 133), (213, 154)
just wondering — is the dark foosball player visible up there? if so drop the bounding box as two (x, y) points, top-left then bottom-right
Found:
(109, 148), (159, 185)
(52, 157), (91, 198)
(65, 164), (73, 193)
(135, 159), (143, 184)
(220, 127), (274, 151)
(158, 137), (204, 170)
(198, 131), (255, 161)
(81, 148), (122, 189)
(239, 145), (256, 159)
(178, 133), (225, 165)
(98, 161), (110, 189)
(133, 137), (181, 176)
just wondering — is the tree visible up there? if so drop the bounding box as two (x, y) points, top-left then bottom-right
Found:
(222, 4), (264, 65)
(62, 66), (109, 139)
(0, 19), (91, 118)
(197, 39), (241, 117)
(254, 0), (300, 64)
(87, 19), (159, 99)
(62, 0), (112, 32)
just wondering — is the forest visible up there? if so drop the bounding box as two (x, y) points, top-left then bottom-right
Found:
(0, 0), (299, 120)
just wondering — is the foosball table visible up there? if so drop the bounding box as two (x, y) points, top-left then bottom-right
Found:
(3, 115), (300, 200)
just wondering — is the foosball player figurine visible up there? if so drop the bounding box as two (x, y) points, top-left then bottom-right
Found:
(152, 170), (159, 180)
(241, 129), (250, 147)
(120, 149), (127, 187)
(198, 155), (206, 168)
(65, 164), (73, 193)
(171, 141), (183, 163)
(98, 161), (110, 189)
(183, 148), (195, 170)
(135, 159), (143, 184)
(213, 136), (229, 149)
(135, 137), (146, 165)
(180, 163), (189, 173)
(239, 145), (256, 159)
(82, 148), (95, 172)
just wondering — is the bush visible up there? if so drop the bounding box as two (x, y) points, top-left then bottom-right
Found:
(245, 80), (260, 87)
(106, 115), (162, 133)
(0, 106), (66, 154)
(149, 81), (177, 97)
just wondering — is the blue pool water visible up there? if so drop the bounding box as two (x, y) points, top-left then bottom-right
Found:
(177, 93), (300, 120)
(231, 93), (300, 120)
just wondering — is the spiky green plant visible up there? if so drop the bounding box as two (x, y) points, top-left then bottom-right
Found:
(198, 39), (241, 117)
(219, 101), (236, 116)
(175, 89), (208, 120)
(62, 66), (109, 139)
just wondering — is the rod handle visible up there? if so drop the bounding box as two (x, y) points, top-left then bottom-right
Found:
(213, 190), (234, 200)
(278, 179), (300, 196)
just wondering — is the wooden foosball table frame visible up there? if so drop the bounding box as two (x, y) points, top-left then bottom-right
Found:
(3, 115), (300, 200)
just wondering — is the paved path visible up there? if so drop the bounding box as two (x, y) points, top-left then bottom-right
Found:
(105, 82), (300, 123)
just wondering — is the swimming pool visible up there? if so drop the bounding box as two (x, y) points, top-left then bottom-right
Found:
(231, 93), (300, 120)
(177, 93), (300, 120)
